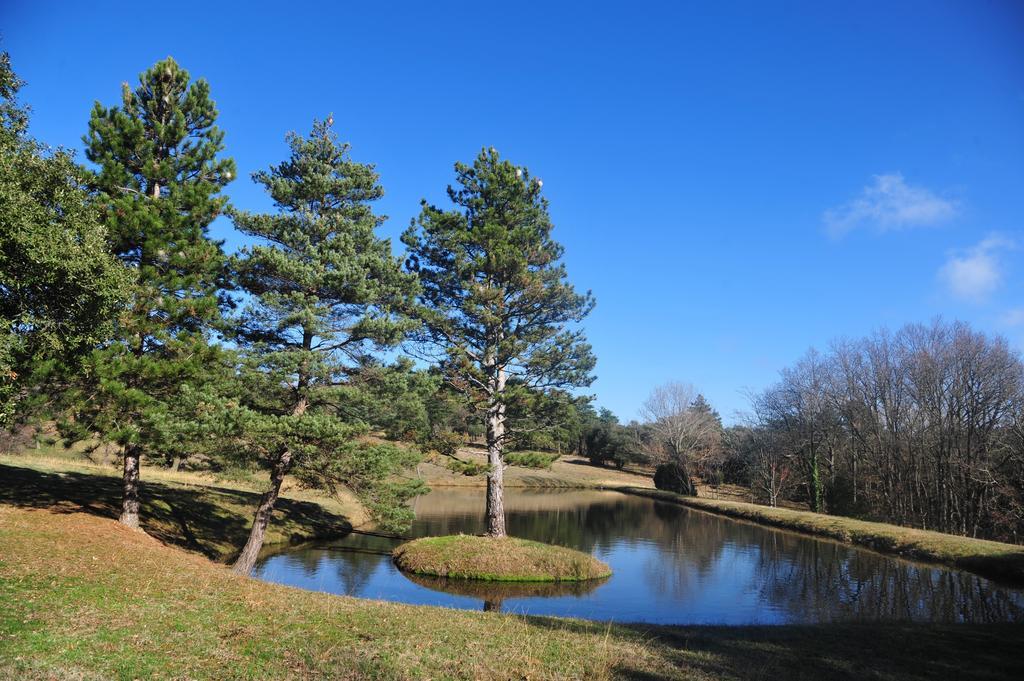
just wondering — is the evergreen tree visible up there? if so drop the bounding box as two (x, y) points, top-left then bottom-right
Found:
(64, 57), (235, 528)
(339, 357), (442, 442)
(0, 52), (128, 422)
(227, 118), (423, 574)
(402, 147), (595, 536)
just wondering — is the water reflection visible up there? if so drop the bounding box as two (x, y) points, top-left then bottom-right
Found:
(255, 488), (1024, 625)
(405, 573), (609, 612)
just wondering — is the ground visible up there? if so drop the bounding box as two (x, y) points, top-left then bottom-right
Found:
(420, 445), (786, 508)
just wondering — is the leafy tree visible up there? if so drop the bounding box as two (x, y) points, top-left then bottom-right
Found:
(402, 147), (595, 536)
(64, 57), (235, 528)
(0, 52), (128, 423)
(227, 118), (423, 573)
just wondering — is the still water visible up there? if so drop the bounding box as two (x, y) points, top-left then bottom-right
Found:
(255, 488), (1024, 624)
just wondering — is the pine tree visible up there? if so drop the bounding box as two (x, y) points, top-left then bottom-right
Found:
(65, 57), (235, 528)
(0, 52), (128, 422)
(227, 118), (423, 574)
(402, 147), (595, 537)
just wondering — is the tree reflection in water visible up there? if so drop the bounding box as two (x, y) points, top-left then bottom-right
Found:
(255, 488), (1024, 624)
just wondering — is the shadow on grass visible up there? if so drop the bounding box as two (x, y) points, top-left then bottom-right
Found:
(0, 463), (352, 562)
(520, 615), (1024, 680)
(559, 457), (649, 477)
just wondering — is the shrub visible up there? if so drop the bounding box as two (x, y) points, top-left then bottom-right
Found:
(505, 451), (559, 469)
(445, 458), (488, 476)
(424, 431), (463, 458)
(654, 462), (695, 495)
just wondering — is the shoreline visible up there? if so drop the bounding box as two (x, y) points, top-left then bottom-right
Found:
(613, 485), (1024, 586)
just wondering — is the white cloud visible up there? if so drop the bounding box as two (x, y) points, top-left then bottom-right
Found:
(939, 235), (1015, 302)
(1000, 308), (1024, 327)
(824, 173), (957, 238)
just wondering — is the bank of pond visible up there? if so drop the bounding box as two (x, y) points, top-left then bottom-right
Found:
(255, 488), (1024, 625)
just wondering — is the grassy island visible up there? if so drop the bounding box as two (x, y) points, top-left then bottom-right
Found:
(393, 535), (612, 582)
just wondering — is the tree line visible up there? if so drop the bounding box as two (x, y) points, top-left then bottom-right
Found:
(596, 323), (1024, 545)
(733, 321), (1024, 543)
(1, 54), (595, 571)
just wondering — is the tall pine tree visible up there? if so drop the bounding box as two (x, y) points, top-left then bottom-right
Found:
(227, 118), (423, 574)
(402, 148), (595, 536)
(66, 57), (235, 528)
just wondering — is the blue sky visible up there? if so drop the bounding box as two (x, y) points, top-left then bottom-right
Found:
(5, 1), (1024, 423)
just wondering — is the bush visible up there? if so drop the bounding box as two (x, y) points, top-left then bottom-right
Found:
(445, 458), (488, 476)
(653, 462), (695, 495)
(424, 431), (463, 458)
(505, 451), (559, 469)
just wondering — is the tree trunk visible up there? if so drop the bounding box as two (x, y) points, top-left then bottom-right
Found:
(233, 373), (309, 575)
(809, 447), (822, 513)
(170, 455), (182, 473)
(119, 444), (142, 528)
(485, 442), (506, 537)
(484, 366), (507, 537)
(232, 449), (292, 575)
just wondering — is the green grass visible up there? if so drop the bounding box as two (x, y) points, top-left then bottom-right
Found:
(393, 534), (612, 582)
(617, 486), (1024, 585)
(506, 450), (561, 469)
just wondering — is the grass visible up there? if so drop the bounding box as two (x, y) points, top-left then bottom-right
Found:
(393, 534), (612, 582)
(617, 486), (1024, 585)
(404, 572), (609, 600)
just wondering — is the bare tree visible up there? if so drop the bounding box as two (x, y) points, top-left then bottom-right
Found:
(750, 429), (794, 507)
(641, 382), (719, 495)
(739, 319), (1024, 543)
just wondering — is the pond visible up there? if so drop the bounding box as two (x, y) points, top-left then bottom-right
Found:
(255, 488), (1024, 625)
